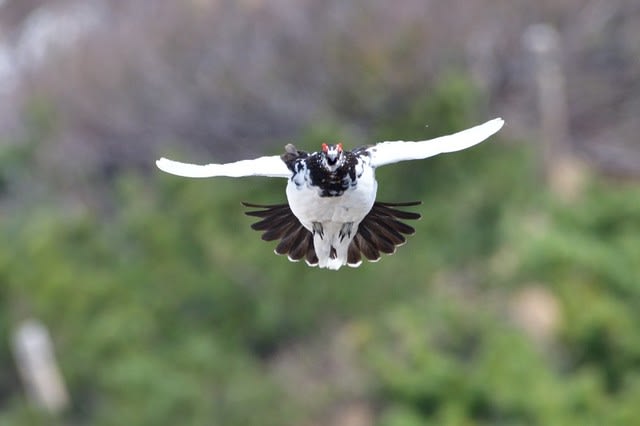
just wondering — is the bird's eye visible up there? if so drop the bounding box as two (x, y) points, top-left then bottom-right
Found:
(321, 143), (329, 153)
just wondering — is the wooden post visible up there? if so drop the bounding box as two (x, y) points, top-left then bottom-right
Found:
(524, 24), (585, 199)
(11, 319), (70, 414)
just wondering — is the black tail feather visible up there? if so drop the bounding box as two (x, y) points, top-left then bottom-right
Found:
(347, 240), (362, 266)
(354, 234), (380, 261)
(286, 225), (312, 261)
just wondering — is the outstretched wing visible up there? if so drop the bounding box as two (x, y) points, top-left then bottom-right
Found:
(156, 155), (291, 178)
(366, 118), (504, 168)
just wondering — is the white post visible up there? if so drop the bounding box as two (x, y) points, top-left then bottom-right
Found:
(11, 319), (70, 414)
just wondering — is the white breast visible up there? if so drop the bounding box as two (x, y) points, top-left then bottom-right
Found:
(286, 161), (377, 230)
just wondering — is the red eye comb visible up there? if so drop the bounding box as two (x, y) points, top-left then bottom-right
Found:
(337, 143), (343, 152)
(321, 143), (328, 153)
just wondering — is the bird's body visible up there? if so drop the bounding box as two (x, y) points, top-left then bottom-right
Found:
(156, 118), (504, 270)
(283, 145), (377, 269)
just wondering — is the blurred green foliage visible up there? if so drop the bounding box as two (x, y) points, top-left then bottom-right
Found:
(1, 76), (640, 425)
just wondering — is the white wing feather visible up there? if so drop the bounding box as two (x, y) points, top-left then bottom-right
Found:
(156, 155), (291, 178)
(367, 118), (504, 168)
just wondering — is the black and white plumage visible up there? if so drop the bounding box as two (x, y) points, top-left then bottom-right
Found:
(156, 118), (504, 270)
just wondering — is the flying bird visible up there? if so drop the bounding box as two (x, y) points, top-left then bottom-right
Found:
(157, 118), (504, 270)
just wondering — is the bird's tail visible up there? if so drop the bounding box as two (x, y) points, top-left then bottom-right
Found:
(243, 201), (421, 269)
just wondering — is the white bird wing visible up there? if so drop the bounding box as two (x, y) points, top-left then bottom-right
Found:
(366, 118), (504, 168)
(156, 155), (291, 178)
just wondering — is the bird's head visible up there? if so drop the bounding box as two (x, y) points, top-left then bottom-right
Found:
(320, 143), (344, 171)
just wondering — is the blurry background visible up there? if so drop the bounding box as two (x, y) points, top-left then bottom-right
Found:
(1, 0), (639, 425)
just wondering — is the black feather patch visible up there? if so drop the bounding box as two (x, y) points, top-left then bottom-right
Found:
(347, 201), (421, 263)
(242, 202), (318, 266)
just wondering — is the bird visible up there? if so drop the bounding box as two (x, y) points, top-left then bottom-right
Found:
(156, 118), (504, 270)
